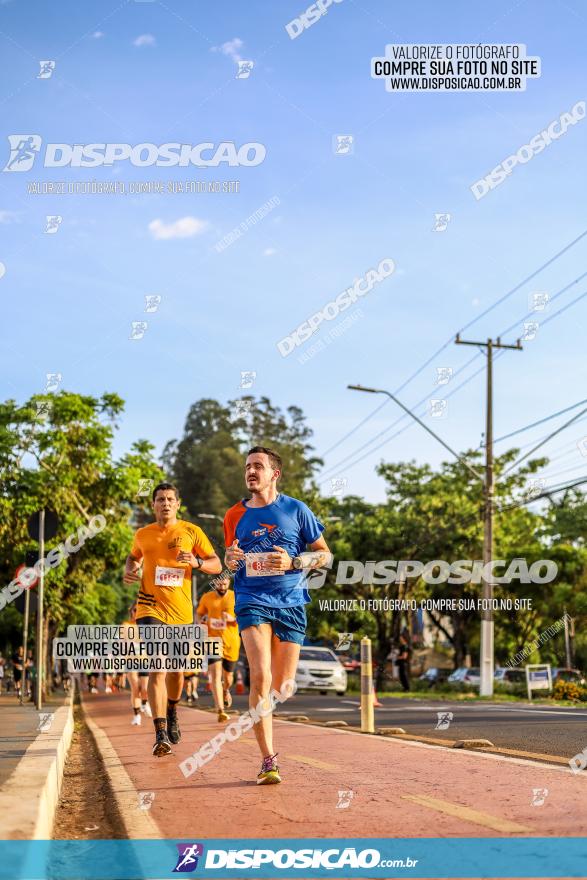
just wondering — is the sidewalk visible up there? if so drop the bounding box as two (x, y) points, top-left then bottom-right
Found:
(0, 691), (73, 839)
(82, 692), (587, 841)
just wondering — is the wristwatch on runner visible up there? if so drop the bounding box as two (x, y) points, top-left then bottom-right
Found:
(292, 556), (304, 570)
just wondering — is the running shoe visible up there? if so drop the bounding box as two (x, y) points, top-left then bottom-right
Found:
(152, 728), (172, 757)
(131, 714), (142, 726)
(223, 688), (233, 708)
(218, 710), (229, 722)
(105, 687), (112, 694)
(167, 711), (181, 745)
(257, 754), (281, 785)
(142, 702), (152, 718)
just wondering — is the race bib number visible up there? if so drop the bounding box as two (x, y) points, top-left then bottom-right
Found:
(210, 617), (226, 630)
(154, 565), (184, 587)
(245, 552), (284, 577)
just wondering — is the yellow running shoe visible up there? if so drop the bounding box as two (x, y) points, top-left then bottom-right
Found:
(257, 754), (281, 785)
(218, 710), (229, 722)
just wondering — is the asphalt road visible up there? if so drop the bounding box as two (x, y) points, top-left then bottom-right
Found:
(193, 691), (587, 763)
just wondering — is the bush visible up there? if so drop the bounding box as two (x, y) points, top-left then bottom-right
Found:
(552, 680), (584, 702)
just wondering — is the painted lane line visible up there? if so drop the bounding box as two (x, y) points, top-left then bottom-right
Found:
(401, 794), (532, 834)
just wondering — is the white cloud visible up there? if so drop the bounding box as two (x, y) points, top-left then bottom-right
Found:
(148, 217), (209, 240)
(0, 210), (21, 224)
(92, 31), (104, 39)
(263, 248), (276, 257)
(212, 37), (244, 64)
(133, 34), (156, 48)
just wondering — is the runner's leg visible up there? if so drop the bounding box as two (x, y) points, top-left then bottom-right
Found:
(148, 672), (168, 717)
(208, 661), (223, 712)
(270, 636), (300, 700)
(241, 624), (274, 757)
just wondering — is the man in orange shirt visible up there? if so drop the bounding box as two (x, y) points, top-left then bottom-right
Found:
(124, 482), (222, 756)
(196, 575), (240, 723)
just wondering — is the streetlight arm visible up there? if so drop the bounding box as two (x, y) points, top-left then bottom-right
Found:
(347, 385), (484, 482)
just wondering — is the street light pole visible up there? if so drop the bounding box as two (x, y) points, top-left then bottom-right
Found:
(35, 509), (45, 711)
(455, 335), (522, 696)
(349, 335), (521, 699)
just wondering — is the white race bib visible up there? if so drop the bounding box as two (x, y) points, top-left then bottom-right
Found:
(245, 552), (284, 578)
(154, 565), (184, 587)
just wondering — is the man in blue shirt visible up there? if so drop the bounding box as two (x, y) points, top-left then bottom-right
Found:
(224, 446), (331, 785)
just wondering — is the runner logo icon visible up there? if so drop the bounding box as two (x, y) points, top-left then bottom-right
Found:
(173, 843), (204, 872)
(4, 135), (42, 172)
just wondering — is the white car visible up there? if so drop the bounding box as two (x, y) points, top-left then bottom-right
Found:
(295, 647), (348, 696)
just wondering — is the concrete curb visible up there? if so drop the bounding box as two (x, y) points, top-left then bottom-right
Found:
(0, 693), (74, 839)
(81, 700), (161, 840)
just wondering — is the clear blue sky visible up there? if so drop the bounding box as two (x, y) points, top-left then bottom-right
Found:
(1, 0), (586, 502)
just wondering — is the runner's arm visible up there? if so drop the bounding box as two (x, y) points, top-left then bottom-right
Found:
(177, 549), (222, 575)
(123, 554), (142, 584)
(268, 536), (332, 572)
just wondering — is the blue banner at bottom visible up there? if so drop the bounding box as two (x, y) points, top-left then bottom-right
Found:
(1, 838), (586, 879)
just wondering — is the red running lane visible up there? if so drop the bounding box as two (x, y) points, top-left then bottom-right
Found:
(82, 693), (587, 844)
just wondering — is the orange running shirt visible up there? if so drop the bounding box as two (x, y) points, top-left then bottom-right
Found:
(131, 520), (215, 625)
(196, 589), (240, 661)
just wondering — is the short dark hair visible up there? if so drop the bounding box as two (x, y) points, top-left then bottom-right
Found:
(247, 446), (282, 473)
(152, 481), (180, 502)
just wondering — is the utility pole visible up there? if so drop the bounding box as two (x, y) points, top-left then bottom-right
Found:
(455, 335), (522, 696)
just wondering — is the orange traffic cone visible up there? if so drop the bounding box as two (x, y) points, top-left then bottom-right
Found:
(235, 668), (246, 695)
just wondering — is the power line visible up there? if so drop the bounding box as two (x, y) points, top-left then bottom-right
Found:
(493, 398), (587, 445)
(502, 404), (587, 477)
(319, 232), (587, 461)
(324, 277), (587, 480)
